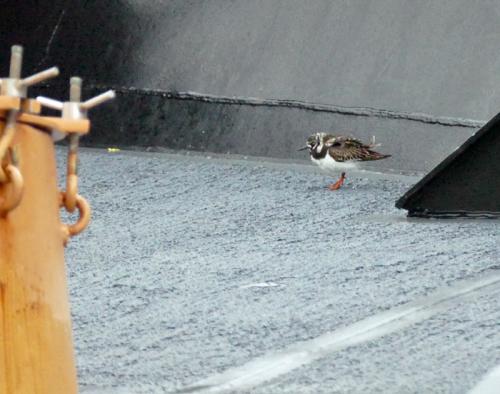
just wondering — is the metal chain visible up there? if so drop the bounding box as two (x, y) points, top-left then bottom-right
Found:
(60, 134), (91, 243)
(60, 191), (91, 245)
(0, 162), (23, 215)
(51, 78), (113, 243)
(0, 111), (18, 183)
(35, 76), (114, 243)
(57, 77), (89, 242)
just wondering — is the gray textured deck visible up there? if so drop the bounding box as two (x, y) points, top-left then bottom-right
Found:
(62, 148), (500, 393)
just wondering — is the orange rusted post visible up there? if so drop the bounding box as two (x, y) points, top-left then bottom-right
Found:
(0, 45), (114, 393)
(0, 45), (79, 393)
(0, 122), (79, 393)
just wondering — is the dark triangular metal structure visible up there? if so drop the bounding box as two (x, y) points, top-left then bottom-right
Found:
(396, 111), (500, 218)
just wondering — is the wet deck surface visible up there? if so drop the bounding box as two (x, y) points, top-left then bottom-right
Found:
(62, 148), (500, 393)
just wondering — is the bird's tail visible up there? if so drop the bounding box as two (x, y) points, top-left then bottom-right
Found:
(363, 150), (391, 161)
(364, 136), (391, 161)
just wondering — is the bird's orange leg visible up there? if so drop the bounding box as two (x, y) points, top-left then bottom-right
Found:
(328, 172), (346, 190)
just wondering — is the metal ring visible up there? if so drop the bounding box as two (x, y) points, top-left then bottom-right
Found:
(60, 192), (90, 237)
(0, 164), (24, 214)
(64, 174), (78, 213)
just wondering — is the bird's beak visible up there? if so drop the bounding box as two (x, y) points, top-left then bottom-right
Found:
(297, 146), (309, 151)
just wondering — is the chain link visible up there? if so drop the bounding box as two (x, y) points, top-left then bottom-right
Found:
(0, 110), (23, 215)
(0, 111), (19, 183)
(60, 191), (91, 245)
(0, 163), (23, 215)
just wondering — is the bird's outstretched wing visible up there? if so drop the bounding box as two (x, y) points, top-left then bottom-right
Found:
(327, 136), (390, 162)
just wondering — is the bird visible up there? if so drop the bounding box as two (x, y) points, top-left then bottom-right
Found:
(298, 132), (391, 190)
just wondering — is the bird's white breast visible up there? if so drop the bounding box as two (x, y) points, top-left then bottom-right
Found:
(311, 154), (356, 173)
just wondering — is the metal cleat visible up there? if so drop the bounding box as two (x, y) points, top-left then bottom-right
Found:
(36, 77), (115, 141)
(0, 45), (59, 101)
(0, 45), (59, 182)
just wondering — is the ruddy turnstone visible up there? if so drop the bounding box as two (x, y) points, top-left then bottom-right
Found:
(298, 132), (391, 190)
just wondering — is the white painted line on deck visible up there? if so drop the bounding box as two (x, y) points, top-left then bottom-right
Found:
(468, 364), (500, 394)
(179, 271), (500, 393)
